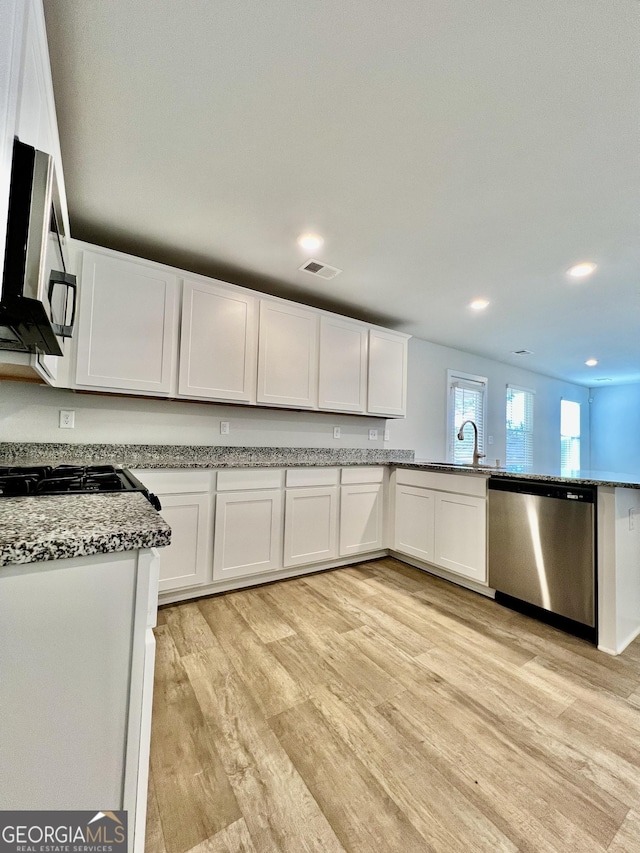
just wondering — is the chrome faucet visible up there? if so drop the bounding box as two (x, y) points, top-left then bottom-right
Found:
(457, 420), (485, 467)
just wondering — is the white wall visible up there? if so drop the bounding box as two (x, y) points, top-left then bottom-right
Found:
(0, 379), (386, 447)
(388, 338), (590, 470)
(0, 336), (590, 464)
(591, 384), (640, 474)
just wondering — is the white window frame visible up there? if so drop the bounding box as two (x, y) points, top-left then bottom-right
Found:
(560, 399), (581, 475)
(446, 369), (488, 464)
(505, 384), (535, 472)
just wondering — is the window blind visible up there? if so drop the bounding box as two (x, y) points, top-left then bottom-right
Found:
(560, 400), (581, 474)
(506, 385), (534, 472)
(448, 375), (486, 464)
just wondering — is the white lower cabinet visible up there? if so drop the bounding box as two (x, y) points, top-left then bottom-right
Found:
(130, 470), (213, 594)
(213, 490), (283, 581)
(394, 484), (436, 562)
(156, 493), (212, 591)
(393, 474), (487, 583)
(434, 492), (486, 582)
(339, 482), (384, 556)
(284, 486), (339, 567)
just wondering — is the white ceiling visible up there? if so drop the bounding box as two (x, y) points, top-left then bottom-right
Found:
(43, 0), (639, 386)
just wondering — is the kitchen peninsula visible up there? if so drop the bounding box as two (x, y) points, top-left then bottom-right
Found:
(0, 475), (170, 853)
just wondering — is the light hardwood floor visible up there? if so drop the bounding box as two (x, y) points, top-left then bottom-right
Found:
(146, 558), (640, 853)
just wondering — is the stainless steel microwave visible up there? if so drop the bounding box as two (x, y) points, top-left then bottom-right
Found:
(0, 138), (77, 356)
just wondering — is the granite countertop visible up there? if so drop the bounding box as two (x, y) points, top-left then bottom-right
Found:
(1, 442), (639, 487)
(396, 461), (640, 489)
(0, 492), (171, 568)
(0, 443), (415, 469)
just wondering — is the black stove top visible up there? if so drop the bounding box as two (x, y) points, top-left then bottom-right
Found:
(0, 465), (160, 508)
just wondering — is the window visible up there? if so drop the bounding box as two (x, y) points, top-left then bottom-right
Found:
(447, 370), (487, 464)
(506, 385), (534, 472)
(561, 400), (581, 474)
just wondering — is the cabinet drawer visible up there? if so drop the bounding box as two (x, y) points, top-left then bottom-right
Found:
(341, 466), (385, 485)
(286, 467), (339, 488)
(130, 469), (213, 494)
(217, 468), (283, 491)
(395, 468), (487, 497)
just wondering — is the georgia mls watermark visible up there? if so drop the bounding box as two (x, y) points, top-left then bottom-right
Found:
(0, 812), (127, 853)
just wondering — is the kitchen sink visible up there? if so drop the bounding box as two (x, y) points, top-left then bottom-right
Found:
(419, 461), (506, 471)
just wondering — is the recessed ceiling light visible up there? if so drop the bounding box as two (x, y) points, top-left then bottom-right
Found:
(585, 358), (598, 367)
(297, 233), (324, 252)
(470, 298), (490, 310)
(567, 262), (597, 279)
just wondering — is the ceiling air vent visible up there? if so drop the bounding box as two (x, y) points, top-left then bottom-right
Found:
(512, 349), (533, 356)
(299, 259), (342, 280)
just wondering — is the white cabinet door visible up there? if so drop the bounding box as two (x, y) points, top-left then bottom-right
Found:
(339, 483), (384, 556)
(213, 490), (283, 581)
(284, 486), (338, 568)
(257, 299), (319, 408)
(75, 251), (179, 395)
(15, 0), (52, 156)
(394, 485), (436, 562)
(318, 316), (367, 413)
(156, 493), (212, 592)
(434, 492), (487, 582)
(178, 279), (257, 402)
(367, 329), (408, 417)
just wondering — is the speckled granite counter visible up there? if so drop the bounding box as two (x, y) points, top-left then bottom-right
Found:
(0, 443), (415, 468)
(394, 462), (640, 490)
(2, 443), (638, 487)
(0, 492), (172, 567)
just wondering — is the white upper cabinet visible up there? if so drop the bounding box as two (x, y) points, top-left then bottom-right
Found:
(367, 328), (409, 417)
(257, 299), (319, 408)
(15, 0), (51, 156)
(178, 279), (257, 402)
(318, 316), (368, 413)
(75, 250), (179, 395)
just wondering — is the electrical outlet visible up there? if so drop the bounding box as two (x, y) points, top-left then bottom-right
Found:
(384, 429), (390, 441)
(59, 410), (75, 429)
(368, 429), (378, 441)
(488, 435), (494, 445)
(333, 426), (341, 439)
(220, 421), (230, 435)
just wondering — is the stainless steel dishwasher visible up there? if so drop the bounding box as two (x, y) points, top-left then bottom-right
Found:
(488, 478), (596, 642)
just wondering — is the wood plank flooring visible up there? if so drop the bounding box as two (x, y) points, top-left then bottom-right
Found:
(147, 558), (640, 853)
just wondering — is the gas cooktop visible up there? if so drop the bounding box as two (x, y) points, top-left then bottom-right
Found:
(0, 464), (161, 508)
